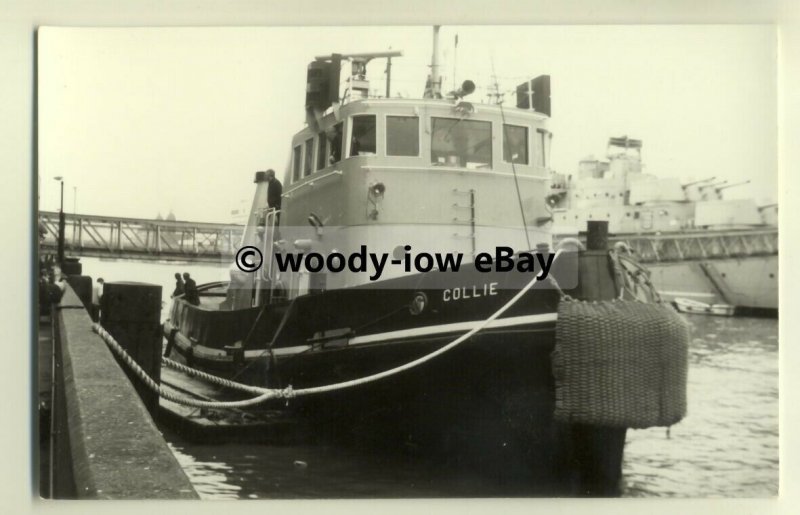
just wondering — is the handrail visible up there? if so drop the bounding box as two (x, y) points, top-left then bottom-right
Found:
(254, 208), (279, 306)
(282, 169), (344, 196)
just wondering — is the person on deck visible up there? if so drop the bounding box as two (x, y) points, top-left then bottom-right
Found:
(265, 169), (283, 238)
(38, 272), (51, 316)
(172, 272), (185, 299)
(48, 273), (64, 306)
(91, 277), (104, 322)
(182, 272), (200, 306)
(266, 168), (282, 221)
(329, 124), (343, 164)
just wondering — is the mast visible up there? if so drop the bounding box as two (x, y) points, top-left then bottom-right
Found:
(425, 25), (442, 98)
(385, 56), (392, 98)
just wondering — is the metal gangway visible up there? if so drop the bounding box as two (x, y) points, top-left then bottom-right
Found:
(38, 211), (244, 263)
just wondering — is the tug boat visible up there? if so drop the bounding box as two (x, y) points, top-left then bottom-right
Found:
(163, 28), (688, 495)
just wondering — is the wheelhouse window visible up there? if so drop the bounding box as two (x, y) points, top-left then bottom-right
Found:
(303, 139), (314, 177)
(386, 115), (419, 156)
(292, 145), (302, 182)
(316, 132), (328, 170)
(328, 122), (343, 165)
(535, 128), (549, 168)
(431, 117), (492, 169)
(503, 124), (528, 165)
(349, 115), (376, 156)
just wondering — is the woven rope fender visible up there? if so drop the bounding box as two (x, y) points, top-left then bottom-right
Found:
(551, 299), (690, 429)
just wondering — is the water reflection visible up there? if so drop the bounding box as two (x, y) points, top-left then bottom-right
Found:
(165, 439), (512, 499)
(168, 443), (242, 499)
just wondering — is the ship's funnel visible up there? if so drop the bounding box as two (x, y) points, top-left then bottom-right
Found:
(515, 75), (551, 116)
(305, 55), (342, 113)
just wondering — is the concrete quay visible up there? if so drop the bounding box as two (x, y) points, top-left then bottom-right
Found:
(41, 283), (198, 499)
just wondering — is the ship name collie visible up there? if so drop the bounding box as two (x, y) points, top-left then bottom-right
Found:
(443, 282), (499, 302)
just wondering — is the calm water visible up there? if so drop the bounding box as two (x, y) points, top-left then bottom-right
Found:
(80, 257), (779, 498)
(622, 315), (778, 497)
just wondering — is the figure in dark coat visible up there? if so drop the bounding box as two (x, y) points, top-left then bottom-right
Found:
(182, 272), (200, 306)
(330, 124), (343, 164)
(266, 168), (282, 229)
(172, 272), (185, 298)
(266, 168), (282, 207)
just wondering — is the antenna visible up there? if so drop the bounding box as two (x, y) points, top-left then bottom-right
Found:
(490, 52), (531, 250)
(432, 26), (441, 97)
(452, 33), (458, 92)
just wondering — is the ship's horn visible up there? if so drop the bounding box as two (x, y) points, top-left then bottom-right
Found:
(449, 79), (476, 99)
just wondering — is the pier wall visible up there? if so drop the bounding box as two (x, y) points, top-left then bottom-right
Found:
(49, 284), (197, 499)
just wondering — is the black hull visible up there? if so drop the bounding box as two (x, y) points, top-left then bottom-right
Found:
(278, 326), (624, 495)
(162, 252), (633, 495)
(165, 316), (625, 495)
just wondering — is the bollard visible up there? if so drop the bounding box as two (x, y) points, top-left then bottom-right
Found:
(570, 221), (616, 301)
(100, 282), (162, 416)
(62, 256), (82, 276)
(586, 220), (609, 251)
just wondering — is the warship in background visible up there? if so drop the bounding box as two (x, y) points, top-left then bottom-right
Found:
(548, 136), (778, 316)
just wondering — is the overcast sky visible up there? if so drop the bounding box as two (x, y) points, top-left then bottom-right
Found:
(38, 25), (777, 222)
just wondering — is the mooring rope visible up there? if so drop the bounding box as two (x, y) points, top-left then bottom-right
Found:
(92, 250), (563, 409)
(92, 324), (290, 409)
(160, 357), (266, 395)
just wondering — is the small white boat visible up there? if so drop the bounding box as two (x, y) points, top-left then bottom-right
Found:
(674, 297), (735, 316)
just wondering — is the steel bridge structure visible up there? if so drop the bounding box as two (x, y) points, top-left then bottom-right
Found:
(39, 211), (244, 263)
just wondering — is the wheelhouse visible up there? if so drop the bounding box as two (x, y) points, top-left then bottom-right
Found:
(242, 48), (557, 298)
(285, 99), (552, 190)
